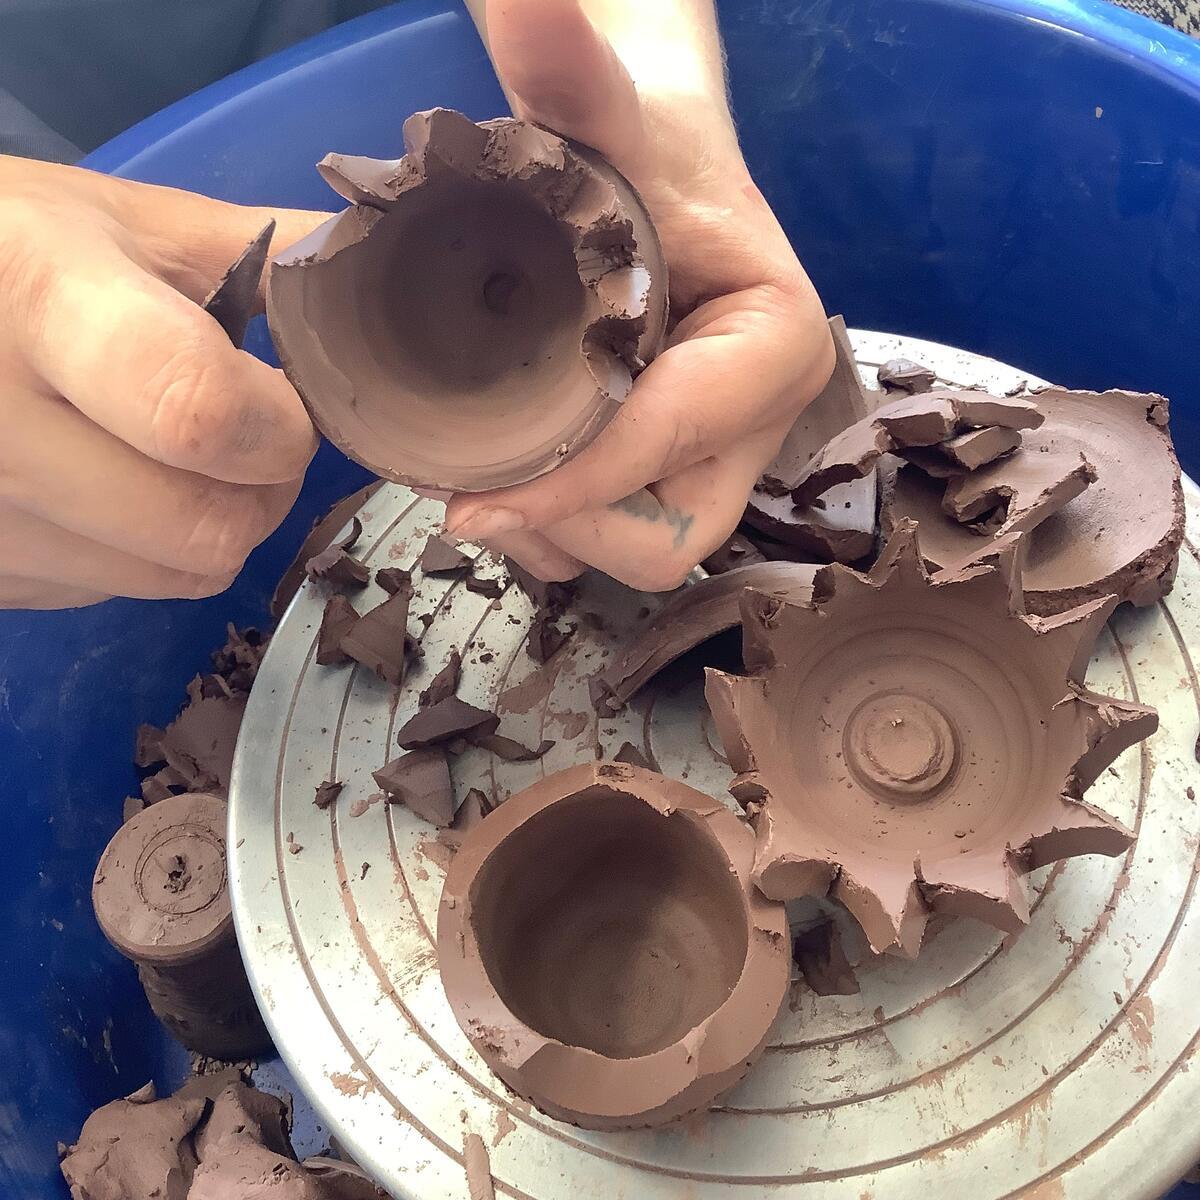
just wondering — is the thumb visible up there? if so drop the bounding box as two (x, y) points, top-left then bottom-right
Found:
(485, 0), (644, 171)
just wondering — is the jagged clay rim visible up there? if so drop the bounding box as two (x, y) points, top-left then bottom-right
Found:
(704, 521), (1157, 957)
(437, 763), (790, 1130)
(267, 108), (669, 491)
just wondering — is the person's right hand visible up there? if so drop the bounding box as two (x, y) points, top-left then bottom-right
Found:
(0, 154), (327, 609)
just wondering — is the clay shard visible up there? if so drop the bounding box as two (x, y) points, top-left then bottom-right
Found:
(373, 748), (455, 826)
(898, 425), (1022, 476)
(744, 316), (880, 563)
(528, 609), (575, 663)
(419, 535), (471, 575)
(193, 1081), (293, 1161)
(314, 779), (344, 810)
(189, 1137), (318, 1200)
(701, 533), (767, 575)
(419, 648), (462, 707)
(396, 696), (500, 749)
(791, 389), (1044, 507)
(942, 449), (1097, 533)
(437, 763), (790, 1128)
(505, 558), (576, 610)
(267, 109), (669, 493)
(375, 566), (412, 596)
(597, 561), (820, 712)
(301, 1157), (389, 1199)
(159, 693), (247, 794)
(469, 731), (555, 761)
(316, 595), (360, 666)
(201, 221), (274, 347)
(465, 572), (504, 598)
(704, 521), (1154, 956)
(884, 388), (1183, 614)
(792, 919), (860, 996)
(877, 357), (936, 394)
(613, 741), (653, 770)
(338, 590), (411, 686)
(305, 530), (370, 590)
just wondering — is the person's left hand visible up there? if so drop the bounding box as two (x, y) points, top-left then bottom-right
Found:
(445, 0), (833, 590)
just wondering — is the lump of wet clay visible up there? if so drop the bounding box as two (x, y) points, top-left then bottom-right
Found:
(705, 521), (1156, 956)
(59, 1082), (206, 1200)
(419, 534), (471, 575)
(338, 590), (411, 686)
(437, 762), (790, 1128)
(791, 388), (1043, 507)
(189, 1136), (319, 1200)
(193, 1080), (293, 1161)
(267, 108), (669, 492)
(898, 424), (1022, 477)
(397, 696), (499, 749)
(373, 747), (455, 826)
(793, 919), (860, 997)
(157, 693), (247, 795)
(92, 793), (273, 1057)
(375, 566), (411, 595)
(744, 316), (880, 563)
(201, 221), (274, 348)
(596, 560), (820, 712)
(301, 1157), (389, 1199)
(877, 356), (936, 394)
(884, 388), (1184, 614)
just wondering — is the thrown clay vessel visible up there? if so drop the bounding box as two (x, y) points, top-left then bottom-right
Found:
(92, 793), (272, 1057)
(437, 762), (790, 1128)
(705, 521), (1157, 956)
(884, 388), (1184, 614)
(268, 108), (668, 492)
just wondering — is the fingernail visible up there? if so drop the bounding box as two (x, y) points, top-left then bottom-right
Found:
(446, 506), (527, 541)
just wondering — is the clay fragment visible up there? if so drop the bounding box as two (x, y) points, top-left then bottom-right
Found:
(397, 696), (500, 748)
(704, 522), (1155, 956)
(898, 424), (1022, 476)
(314, 779), (344, 810)
(469, 732), (555, 761)
(465, 572), (504, 598)
(271, 484), (382, 618)
(316, 595), (360, 665)
(792, 389), (1043, 507)
(464, 1133), (496, 1200)
(193, 1080), (293, 1161)
(306, 533), (370, 590)
(123, 795), (146, 822)
(793, 920), (859, 996)
(301, 1157), (389, 1198)
(201, 221), (274, 347)
(438, 763), (790, 1128)
(268, 109), (668, 492)
(375, 566), (412, 596)
(702, 533), (767, 575)
(210, 624), (269, 694)
(420, 535), (470, 574)
(613, 741), (653, 770)
(373, 748), (455, 826)
(135, 723), (165, 768)
(745, 316), (879, 563)
(528, 609), (575, 663)
(877, 356), (936, 394)
(338, 590), (411, 685)
(189, 1137), (317, 1200)
(159, 694), (247, 794)
(505, 558), (575, 610)
(597, 561), (819, 711)
(886, 388), (1183, 614)
(419, 648), (462, 707)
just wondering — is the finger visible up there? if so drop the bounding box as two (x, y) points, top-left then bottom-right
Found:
(541, 445), (770, 592)
(0, 576), (111, 610)
(1, 387), (302, 578)
(445, 295), (824, 542)
(483, 531), (584, 583)
(0, 505), (234, 600)
(485, 0), (643, 170)
(9, 229), (316, 485)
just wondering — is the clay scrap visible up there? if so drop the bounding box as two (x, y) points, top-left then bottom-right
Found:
(268, 107), (669, 492)
(374, 748), (455, 826)
(744, 316), (880, 563)
(791, 388), (1043, 507)
(595, 560), (820, 712)
(396, 696), (499, 749)
(884, 388), (1184, 614)
(338, 590), (413, 686)
(437, 763), (790, 1128)
(877, 356), (936, 394)
(704, 521), (1156, 956)
(420, 534), (470, 575)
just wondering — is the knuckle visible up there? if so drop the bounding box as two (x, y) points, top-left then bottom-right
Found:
(147, 338), (241, 470)
(178, 486), (262, 578)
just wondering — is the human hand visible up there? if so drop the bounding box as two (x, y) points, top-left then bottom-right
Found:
(0, 155), (326, 608)
(449, 0), (834, 590)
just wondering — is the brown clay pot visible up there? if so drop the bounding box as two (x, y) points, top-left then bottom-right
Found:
(267, 108), (668, 493)
(437, 762), (789, 1129)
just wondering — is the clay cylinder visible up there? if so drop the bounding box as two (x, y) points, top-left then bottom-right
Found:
(267, 108), (669, 493)
(92, 793), (271, 1059)
(438, 763), (790, 1129)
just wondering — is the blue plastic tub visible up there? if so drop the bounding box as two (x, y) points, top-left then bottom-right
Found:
(2, 0), (1199, 1195)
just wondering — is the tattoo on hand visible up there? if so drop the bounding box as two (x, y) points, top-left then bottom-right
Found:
(610, 490), (695, 550)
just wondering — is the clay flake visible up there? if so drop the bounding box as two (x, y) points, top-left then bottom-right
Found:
(268, 108), (668, 492)
(704, 521), (1156, 956)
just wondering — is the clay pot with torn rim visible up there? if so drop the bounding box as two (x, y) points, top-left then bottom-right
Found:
(268, 108), (668, 492)
(437, 763), (790, 1129)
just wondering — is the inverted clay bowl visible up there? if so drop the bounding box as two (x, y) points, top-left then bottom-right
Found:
(437, 762), (790, 1129)
(267, 108), (668, 492)
(704, 520), (1158, 957)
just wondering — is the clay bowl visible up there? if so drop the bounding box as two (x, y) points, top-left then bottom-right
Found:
(437, 762), (789, 1129)
(268, 108), (668, 493)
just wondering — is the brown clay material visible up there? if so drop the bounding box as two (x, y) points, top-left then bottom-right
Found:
(316, 595), (360, 666)
(885, 388), (1183, 614)
(898, 425), (1022, 477)
(419, 648), (462, 707)
(791, 389), (1044, 507)
(193, 1081), (293, 1161)
(464, 1133), (496, 1200)
(419, 535), (471, 575)
(704, 522), (1156, 956)
(942, 449), (1097, 532)
(505, 558), (576, 610)
(92, 794), (272, 1057)
(314, 779), (344, 810)
(201, 221), (274, 347)
(877, 357), (936, 394)
(338, 591), (411, 686)
(468, 731), (555, 761)
(268, 108), (669, 492)
(437, 762), (790, 1129)
(397, 696), (499, 749)
(374, 748), (455, 826)
(375, 566), (412, 595)
(613, 741), (654, 770)
(596, 561), (820, 712)
(301, 1157), (389, 1199)
(306, 540), (370, 590)
(465, 572), (504, 599)
(189, 1137), (317, 1200)
(793, 920), (860, 996)
(159, 694), (247, 795)
(527, 609), (574, 663)
(745, 317), (880, 563)
(702, 533), (767, 575)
